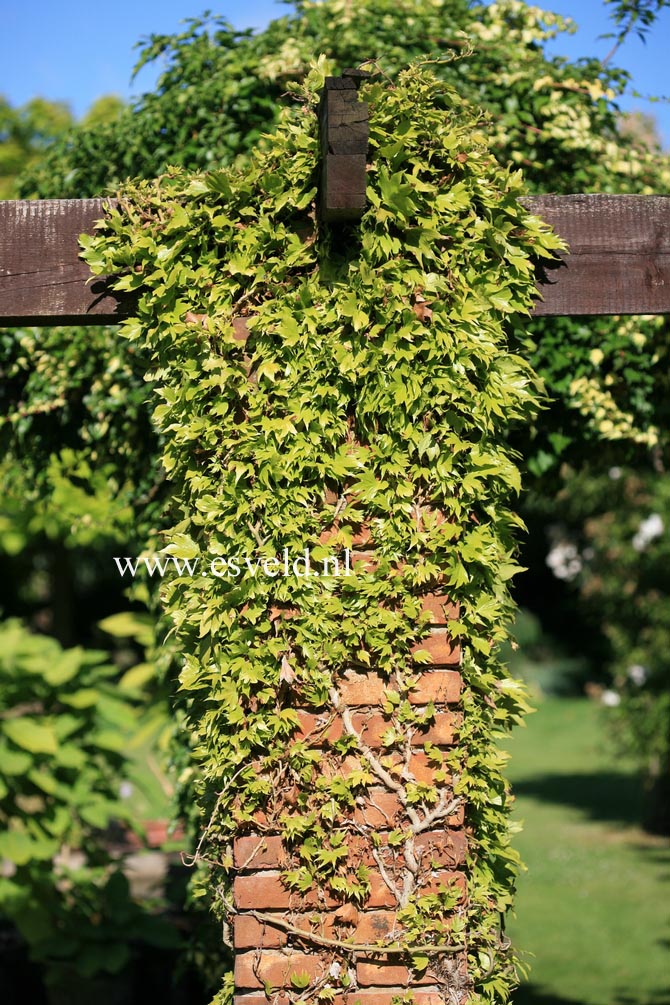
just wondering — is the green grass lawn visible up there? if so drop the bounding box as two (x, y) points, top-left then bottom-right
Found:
(503, 697), (670, 1005)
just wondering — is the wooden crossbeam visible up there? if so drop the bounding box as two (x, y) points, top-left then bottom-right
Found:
(0, 199), (131, 326)
(528, 194), (670, 317)
(1, 194), (669, 326)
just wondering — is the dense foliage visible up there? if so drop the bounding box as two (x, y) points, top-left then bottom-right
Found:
(0, 619), (176, 989)
(9, 0), (670, 481)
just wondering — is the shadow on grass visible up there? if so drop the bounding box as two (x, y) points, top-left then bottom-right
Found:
(512, 984), (584, 1004)
(513, 984), (670, 1005)
(512, 770), (647, 829)
(613, 993), (670, 1005)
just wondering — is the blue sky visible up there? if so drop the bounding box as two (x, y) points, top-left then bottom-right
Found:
(1, 1), (668, 147)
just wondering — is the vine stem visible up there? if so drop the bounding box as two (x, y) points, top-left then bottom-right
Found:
(328, 686), (463, 834)
(328, 687), (422, 831)
(238, 905), (466, 956)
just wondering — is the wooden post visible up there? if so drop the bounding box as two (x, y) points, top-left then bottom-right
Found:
(318, 69), (370, 223)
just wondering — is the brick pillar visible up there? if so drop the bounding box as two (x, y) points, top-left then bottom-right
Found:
(232, 587), (468, 1005)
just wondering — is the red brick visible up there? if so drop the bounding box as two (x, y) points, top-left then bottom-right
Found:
(336, 669), (461, 707)
(356, 960), (436, 987)
(412, 630), (461, 666)
(316, 753), (366, 785)
(234, 986), (453, 1005)
(354, 910), (399, 943)
(245, 791), (466, 832)
(356, 711), (458, 748)
(403, 751), (444, 785)
(295, 710), (343, 743)
(233, 905), (472, 955)
(233, 914), (285, 949)
(351, 524), (373, 547)
(235, 950), (327, 990)
(234, 835), (287, 870)
(233, 871), (398, 911)
(345, 829), (466, 867)
(410, 712), (460, 746)
(365, 872), (400, 908)
(269, 605), (298, 621)
(234, 996), (291, 1005)
(343, 828), (465, 869)
(352, 789), (463, 828)
(233, 872), (330, 910)
(334, 671), (391, 707)
(331, 994), (446, 1005)
(415, 829), (467, 867)
(451, 805), (465, 826)
(416, 869), (466, 899)
(413, 670), (461, 704)
(351, 551), (378, 573)
(233, 907), (410, 950)
(234, 910), (357, 950)
(421, 594), (459, 624)
(353, 790), (404, 828)
(232, 317), (250, 342)
(295, 710), (458, 748)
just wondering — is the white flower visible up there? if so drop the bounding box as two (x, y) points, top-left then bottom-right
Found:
(627, 664), (648, 686)
(601, 689), (621, 707)
(609, 466), (622, 480)
(119, 781), (134, 799)
(632, 513), (664, 552)
(546, 541), (582, 581)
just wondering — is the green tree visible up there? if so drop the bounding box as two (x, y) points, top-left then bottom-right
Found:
(0, 94), (124, 199)
(0, 97), (73, 198)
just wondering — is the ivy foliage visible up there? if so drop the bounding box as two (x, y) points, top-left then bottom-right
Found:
(82, 61), (563, 1003)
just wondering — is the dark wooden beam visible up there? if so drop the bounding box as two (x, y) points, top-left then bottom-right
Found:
(0, 198), (132, 326)
(1, 194), (669, 326)
(318, 70), (370, 223)
(523, 194), (670, 316)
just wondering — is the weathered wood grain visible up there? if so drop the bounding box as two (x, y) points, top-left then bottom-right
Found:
(1, 193), (669, 325)
(0, 198), (132, 326)
(318, 70), (370, 223)
(522, 193), (670, 316)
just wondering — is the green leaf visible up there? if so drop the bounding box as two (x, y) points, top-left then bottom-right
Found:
(4, 718), (58, 755)
(0, 745), (32, 774)
(290, 971), (311, 990)
(60, 689), (99, 709)
(0, 830), (57, 864)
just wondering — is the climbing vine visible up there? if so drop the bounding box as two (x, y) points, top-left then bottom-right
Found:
(82, 61), (564, 1004)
